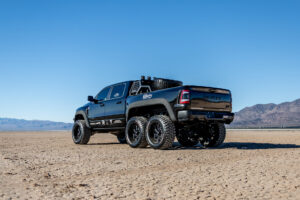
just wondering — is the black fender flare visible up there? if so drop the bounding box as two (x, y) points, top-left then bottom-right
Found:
(126, 98), (176, 122)
(74, 110), (91, 128)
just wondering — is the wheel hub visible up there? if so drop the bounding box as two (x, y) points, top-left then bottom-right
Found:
(129, 124), (140, 143)
(74, 126), (82, 140)
(199, 124), (217, 146)
(150, 123), (163, 144)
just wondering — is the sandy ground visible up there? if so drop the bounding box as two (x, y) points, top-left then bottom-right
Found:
(1, 130), (300, 200)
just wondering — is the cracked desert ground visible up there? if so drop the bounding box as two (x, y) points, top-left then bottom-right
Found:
(1, 130), (300, 200)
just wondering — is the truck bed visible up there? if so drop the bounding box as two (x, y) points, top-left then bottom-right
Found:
(126, 85), (233, 123)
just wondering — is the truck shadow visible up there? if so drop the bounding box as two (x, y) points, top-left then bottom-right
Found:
(172, 142), (300, 150)
(86, 142), (300, 150)
(88, 142), (120, 145)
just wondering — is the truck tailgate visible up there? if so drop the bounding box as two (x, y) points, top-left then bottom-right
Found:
(189, 87), (232, 112)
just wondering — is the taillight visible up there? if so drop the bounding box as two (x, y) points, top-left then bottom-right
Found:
(180, 90), (190, 104)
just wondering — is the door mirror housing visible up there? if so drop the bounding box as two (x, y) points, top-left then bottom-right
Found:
(88, 96), (97, 103)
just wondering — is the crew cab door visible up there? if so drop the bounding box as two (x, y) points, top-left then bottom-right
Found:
(88, 86), (111, 128)
(104, 83), (127, 127)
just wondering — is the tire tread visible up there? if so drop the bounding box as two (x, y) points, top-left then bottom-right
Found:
(146, 115), (176, 150)
(125, 116), (148, 148)
(212, 123), (226, 147)
(72, 120), (91, 144)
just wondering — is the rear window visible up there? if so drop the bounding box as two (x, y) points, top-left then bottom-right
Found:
(110, 84), (125, 99)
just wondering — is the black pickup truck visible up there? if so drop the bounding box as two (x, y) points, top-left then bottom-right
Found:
(72, 76), (234, 149)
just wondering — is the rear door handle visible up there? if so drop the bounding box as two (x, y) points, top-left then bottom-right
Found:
(99, 103), (104, 107)
(116, 101), (122, 104)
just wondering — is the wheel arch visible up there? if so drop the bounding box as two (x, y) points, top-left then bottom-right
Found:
(74, 110), (91, 128)
(126, 98), (176, 122)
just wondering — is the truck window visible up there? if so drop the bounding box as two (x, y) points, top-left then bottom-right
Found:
(110, 84), (125, 99)
(96, 87), (110, 101)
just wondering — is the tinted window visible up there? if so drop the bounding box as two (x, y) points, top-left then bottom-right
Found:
(110, 84), (125, 99)
(96, 87), (110, 101)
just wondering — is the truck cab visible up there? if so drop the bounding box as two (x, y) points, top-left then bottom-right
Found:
(87, 81), (131, 130)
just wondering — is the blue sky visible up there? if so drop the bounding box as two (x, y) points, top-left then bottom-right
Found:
(0, 0), (300, 123)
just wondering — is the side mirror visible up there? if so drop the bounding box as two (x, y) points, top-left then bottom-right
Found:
(88, 96), (96, 103)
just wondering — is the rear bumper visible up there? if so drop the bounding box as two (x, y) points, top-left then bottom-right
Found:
(177, 110), (234, 124)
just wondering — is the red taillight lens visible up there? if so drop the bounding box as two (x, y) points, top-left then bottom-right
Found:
(180, 90), (190, 104)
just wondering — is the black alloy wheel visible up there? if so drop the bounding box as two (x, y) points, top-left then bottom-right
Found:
(145, 115), (175, 150)
(199, 123), (226, 148)
(117, 132), (127, 144)
(125, 116), (148, 148)
(72, 120), (91, 144)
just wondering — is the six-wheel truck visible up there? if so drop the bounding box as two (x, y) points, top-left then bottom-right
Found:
(72, 76), (234, 149)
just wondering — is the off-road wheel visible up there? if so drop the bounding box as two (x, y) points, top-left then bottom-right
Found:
(176, 128), (199, 147)
(199, 123), (226, 148)
(117, 132), (127, 144)
(72, 120), (91, 144)
(146, 115), (176, 150)
(125, 117), (148, 148)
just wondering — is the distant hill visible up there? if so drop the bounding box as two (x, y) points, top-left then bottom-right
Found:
(2, 98), (300, 130)
(229, 99), (300, 128)
(0, 118), (73, 131)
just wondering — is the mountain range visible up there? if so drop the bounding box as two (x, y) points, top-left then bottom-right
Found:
(229, 98), (300, 128)
(1, 98), (300, 131)
(0, 118), (72, 131)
